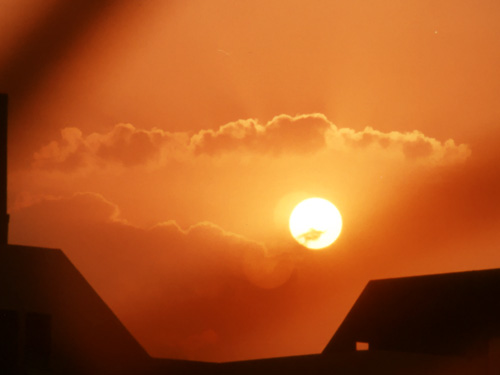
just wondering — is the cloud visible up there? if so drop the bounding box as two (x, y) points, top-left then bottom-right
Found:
(9, 193), (297, 361)
(33, 124), (188, 170)
(333, 126), (470, 163)
(191, 114), (331, 155)
(193, 114), (470, 164)
(32, 114), (470, 171)
(32, 127), (88, 171)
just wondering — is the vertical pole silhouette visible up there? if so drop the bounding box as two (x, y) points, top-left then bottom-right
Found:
(0, 94), (8, 247)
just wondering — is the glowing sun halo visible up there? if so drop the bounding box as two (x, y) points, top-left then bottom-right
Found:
(289, 198), (342, 250)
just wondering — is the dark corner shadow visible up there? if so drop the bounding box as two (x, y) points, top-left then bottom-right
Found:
(0, 1), (119, 102)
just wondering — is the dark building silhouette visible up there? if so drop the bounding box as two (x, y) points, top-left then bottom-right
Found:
(0, 93), (498, 374)
(0, 245), (151, 374)
(324, 270), (500, 357)
(0, 94), (8, 246)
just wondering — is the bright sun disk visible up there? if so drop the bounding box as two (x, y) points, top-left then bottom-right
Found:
(289, 197), (342, 250)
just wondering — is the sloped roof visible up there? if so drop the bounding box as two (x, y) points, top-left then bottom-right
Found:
(0, 244), (150, 373)
(323, 268), (500, 356)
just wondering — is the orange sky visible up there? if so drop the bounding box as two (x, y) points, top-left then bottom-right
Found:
(2, 0), (500, 362)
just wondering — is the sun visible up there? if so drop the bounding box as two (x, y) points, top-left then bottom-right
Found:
(289, 197), (342, 250)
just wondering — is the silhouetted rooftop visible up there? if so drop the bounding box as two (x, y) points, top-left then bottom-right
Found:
(324, 268), (500, 356)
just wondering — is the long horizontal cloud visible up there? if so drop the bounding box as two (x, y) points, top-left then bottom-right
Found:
(32, 114), (470, 170)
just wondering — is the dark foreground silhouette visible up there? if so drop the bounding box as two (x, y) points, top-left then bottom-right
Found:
(1, 94), (498, 374)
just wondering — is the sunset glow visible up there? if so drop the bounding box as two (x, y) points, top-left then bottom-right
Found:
(2, 0), (500, 364)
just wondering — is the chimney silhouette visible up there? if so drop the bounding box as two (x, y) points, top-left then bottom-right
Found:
(0, 94), (8, 247)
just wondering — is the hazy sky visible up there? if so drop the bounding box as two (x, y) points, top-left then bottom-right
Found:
(2, 0), (500, 362)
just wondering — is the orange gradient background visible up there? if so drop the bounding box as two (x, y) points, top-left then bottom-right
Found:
(2, 0), (500, 362)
